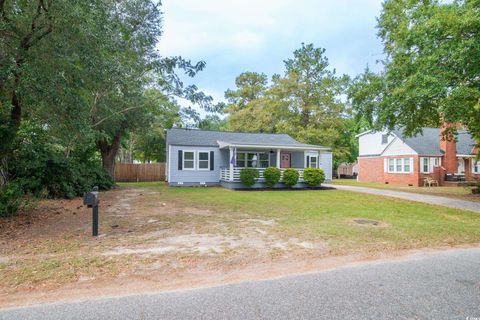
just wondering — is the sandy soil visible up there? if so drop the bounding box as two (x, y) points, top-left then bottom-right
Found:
(0, 186), (478, 309)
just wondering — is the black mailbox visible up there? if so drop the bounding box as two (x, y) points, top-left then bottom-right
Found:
(84, 186), (100, 236)
(83, 191), (98, 208)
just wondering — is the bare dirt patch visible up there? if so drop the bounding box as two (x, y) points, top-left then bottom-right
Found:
(0, 186), (326, 308)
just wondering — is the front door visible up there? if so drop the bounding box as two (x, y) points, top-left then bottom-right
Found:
(281, 153), (291, 168)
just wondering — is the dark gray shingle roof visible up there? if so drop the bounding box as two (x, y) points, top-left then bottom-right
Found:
(392, 127), (476, 155)
(166, 128), (327, 148)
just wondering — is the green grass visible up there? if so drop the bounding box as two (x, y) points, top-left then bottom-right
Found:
(331, 179), (480, 202)
(119, 182), (480, 254)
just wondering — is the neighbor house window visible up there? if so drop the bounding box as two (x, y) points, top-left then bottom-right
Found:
(473, 160), (480, 174)
(197, 151), (210, 170)
(388, 158), (395, 172)
(422, 157), (429, 173)
(388, 157), (412, 173)
(309, 156), (318, 168)
(403, 158), (411, 172)
(183, 151), (195, 170)
(433, 158), (440, 167)
(381, 134), (388, 145)
(395, 158), (402, 172)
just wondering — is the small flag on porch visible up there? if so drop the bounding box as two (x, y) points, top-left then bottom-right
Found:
(230, 148), (236, 166)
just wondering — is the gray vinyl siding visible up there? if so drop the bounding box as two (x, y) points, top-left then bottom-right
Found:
(320, 151), (333, 181)
(169, 145), (226, 185)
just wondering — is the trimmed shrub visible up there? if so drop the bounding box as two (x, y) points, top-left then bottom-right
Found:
(303, 168), (325, 187)
(240, 168), (259, 187)
(264, 167), (281, 188)
(283, 168), (299, 187)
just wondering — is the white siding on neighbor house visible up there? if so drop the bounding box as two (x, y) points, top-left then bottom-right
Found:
(358, 131), (393, 156)
(169, 145), (225, 185)
(382, 137), (417, 156)
(320, 151), (333, 181)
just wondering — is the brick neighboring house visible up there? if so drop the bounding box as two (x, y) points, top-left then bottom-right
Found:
(356, 127), (479, 186)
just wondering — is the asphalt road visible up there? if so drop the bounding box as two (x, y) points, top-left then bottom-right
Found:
(1, 248), (480, 320)
(324, 183), (480, 213)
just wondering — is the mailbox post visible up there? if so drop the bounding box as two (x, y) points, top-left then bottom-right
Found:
(84, 186), (100, 236)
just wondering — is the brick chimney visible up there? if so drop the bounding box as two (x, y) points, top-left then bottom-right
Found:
(440, 122), (457, 174)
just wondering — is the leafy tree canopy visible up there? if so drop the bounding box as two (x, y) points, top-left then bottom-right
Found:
(350, 0), (480, 143)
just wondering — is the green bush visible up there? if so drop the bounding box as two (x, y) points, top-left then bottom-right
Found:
(303, 168), (325, 187)
(9, 125), (113, 200)
(240, 168), (259, 187)
(283, 168), (299, 187)
(0, 182), (24, 218)
(264, 167), (281, 188)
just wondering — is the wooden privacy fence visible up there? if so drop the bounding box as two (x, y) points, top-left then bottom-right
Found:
(114, 163), (165, 182)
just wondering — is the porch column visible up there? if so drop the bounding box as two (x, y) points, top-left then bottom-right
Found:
(276, 149), (281, 168)
(229, 147), (234, 181)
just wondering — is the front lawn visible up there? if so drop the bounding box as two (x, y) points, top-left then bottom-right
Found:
(332, 179), (480, 202)
(1, 182), (479, 307)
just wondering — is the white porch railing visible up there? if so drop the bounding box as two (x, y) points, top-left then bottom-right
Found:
(220, 167), (304, 182)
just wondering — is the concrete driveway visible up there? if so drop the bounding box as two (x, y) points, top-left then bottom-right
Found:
(1, 247), (479, 320)
(324, 183), (480, 213)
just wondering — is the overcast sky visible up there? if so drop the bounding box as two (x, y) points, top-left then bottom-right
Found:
(157, 0), (385, 110)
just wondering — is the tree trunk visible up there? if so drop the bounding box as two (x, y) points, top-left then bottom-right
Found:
(97, 126), (125, 180)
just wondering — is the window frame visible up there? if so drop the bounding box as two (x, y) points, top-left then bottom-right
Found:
(403, 157), (411, 172)
(308, 156), (318, 168)
(473, 160), (480, 174)
(421, 157), (430, 173)
(182, 150), (196, 171)
(197, 151), (210, 171)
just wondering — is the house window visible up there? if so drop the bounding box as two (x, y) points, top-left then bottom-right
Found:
(247, 153), (257, 167)
(309, 156), (318, 168)
(197, 151), (210, 170)
(422, 157), (429, 173)
(259, 153), (269, 168)
(381, 134), (388, 145)
(403, 158), (411, 172)
(183, 151), (195, 170)
(433, 158), (439, 167)
(388, 158), (395, 172)
(236, 153), (246, 167)
(236, 152), (269, 168)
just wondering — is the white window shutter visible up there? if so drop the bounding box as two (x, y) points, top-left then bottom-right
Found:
(419, 157), (424, 173)
(384, 158), (387, 172)
(410, 158), (414, 173)
(430, 158), (435, 172)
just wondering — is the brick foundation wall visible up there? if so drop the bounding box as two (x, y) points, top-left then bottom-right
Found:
(358, 156), (422, 186)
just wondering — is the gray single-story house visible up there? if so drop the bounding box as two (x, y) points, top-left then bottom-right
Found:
(166, 128), (333, 188)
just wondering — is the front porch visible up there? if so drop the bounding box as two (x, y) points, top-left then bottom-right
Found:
(217, 143), (332, 188)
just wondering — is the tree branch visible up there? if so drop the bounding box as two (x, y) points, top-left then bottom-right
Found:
(91, 106), (142, 128)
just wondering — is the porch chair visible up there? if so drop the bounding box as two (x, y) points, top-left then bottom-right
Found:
(423, 177), (439, 187)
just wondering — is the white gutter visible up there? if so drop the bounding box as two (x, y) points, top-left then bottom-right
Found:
(216, 140), (330, 151)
